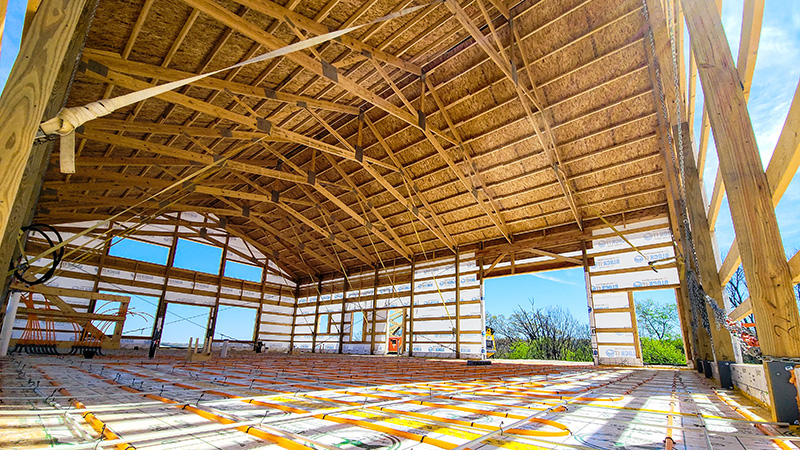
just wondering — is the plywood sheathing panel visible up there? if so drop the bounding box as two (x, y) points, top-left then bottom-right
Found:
(35, 0), (666, 274)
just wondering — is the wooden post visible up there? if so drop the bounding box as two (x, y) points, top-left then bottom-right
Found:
(683, 0), (800, 420)
(454, 248), (461, 359)
(206, 235), (229, 344)
(149, 216), (180, 358)
(580, 242), (597, 364)
(87, 228), (111, 314)
(369, 266), (379, 355)
(678, 122), (735, 362)
(643, 0), (713, 364)
(311, 275), (323, 353)
(409, 259), (415, 357)
(478, 255), (487, 358)
(0, 0), (96, 307)
(628, 292), (642, 361)
(252, 264), (269, 351)
(337, 271), (348, 354)
(674, 286), (696, 365)
(287, 283), (300, 352)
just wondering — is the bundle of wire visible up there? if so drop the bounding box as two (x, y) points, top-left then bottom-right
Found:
(13, 223), (64, 286)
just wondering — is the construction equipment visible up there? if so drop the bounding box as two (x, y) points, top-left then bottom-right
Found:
(387, 310), (404, 354)
(485, 327), (496, 358)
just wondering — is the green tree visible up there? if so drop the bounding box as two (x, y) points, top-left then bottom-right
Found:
(640, 337), (686, 365)
(635, 298), (685, 365)
(489, 300), (591, 362)
(635, 298), (679, 340)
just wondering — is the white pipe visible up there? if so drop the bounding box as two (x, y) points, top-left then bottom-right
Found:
(0, 291), (22, 356)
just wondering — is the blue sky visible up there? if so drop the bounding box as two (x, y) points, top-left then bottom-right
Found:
(0, 1), (24, 86)
(2, 3), (798, 341)
(103, 237), (263, 344)
(484, 269), (676, 324)
(485, 269), (590, 321)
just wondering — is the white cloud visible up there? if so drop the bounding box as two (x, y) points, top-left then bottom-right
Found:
(528, 273), (578, 286)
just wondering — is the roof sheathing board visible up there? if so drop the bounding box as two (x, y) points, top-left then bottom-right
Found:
(36, 0), (668, 277)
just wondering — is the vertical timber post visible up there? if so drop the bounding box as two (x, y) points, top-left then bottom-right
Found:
(338, 270), (348, 354)
(288, 283), (300, 352)
(252, 265), (268, 351)
(311, 275), (323, 353)
(674, 286), (697, 366)
(581, 241), (598, 365)
(88, 228), (111, 314)
(369, 265), (379, 355)
(478, 255), (486, 359)
(643, 0), (713, 367)
(454, 248), (461, 359)
(207, 235), (229, 346)
(683, 0), (800, 420)
(677, 122), (736, 371)
(409, 259), (415, 357)
(149, 214), (181, 358)
(628, 292), (642, 362)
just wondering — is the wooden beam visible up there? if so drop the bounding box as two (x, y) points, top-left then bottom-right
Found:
(0, 0), (8, 58)
(454, 247), (461, 359)
(679, 122), (735, 361)
(80, 68), (398, 171)
(523, 248), (582, 265)
(0, 0), (92, 301)
(311, 276), (322, 353)
(790, 250), (800, 284)
(231, 0), (421, 75)
(17, 307), (122, 323)
(303, 110), (422, 253)
(42, 294), (109, 342)
(367, 54), (512, 243)
(337, 271), (348, 353)
(80, 130), (309, 184)
(445, 0), (582, 230)
(425, 76), (509, 246)
(690, 0), (723, 175)
(252, 138), (410, 262)
(408, 258), (415, 357)
(15, 284), (130, 303)
(728, 297), (753, 323)
(213, 196), (338, 274)
(643, 0), (712, 360)
(718, 78), (800, 284)
(81, 50), (361, 115)
(483, 252), (507, 276)
(227, 171), (375, 267)
(181, 0), (457, 146)
(683, 2), (800, 422)
(369, 265), (379, 354)
(362, 115), (456, 249)
(704, 0), (764, 227)
(269, 1), (645, 217)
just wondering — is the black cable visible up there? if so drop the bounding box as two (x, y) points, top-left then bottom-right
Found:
(13, 224), (64, 285)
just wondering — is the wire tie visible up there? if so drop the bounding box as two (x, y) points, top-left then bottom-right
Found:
(196, 393), (204, 405)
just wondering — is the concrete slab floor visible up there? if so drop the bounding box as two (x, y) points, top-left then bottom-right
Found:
(1, 354), (797, 449)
